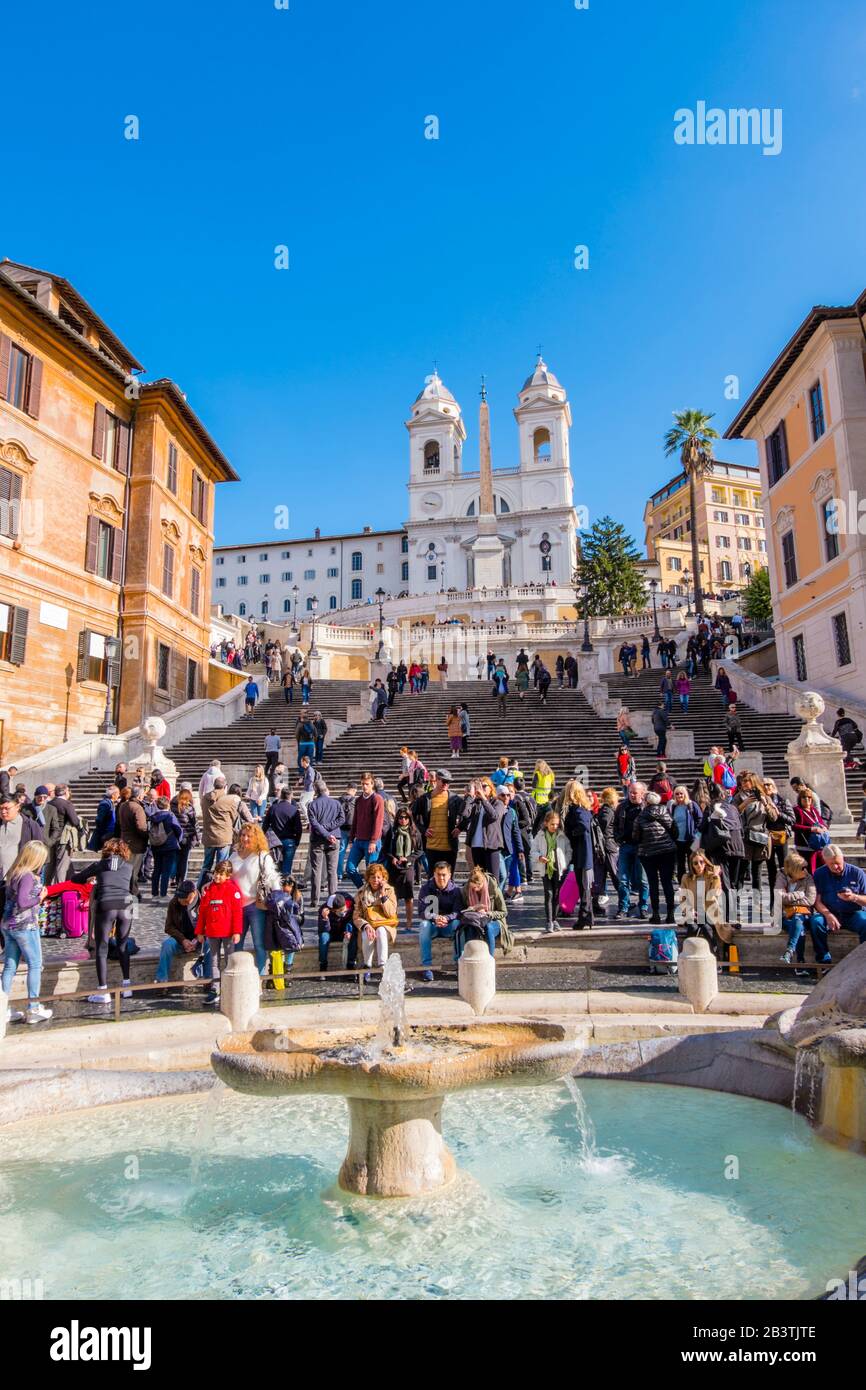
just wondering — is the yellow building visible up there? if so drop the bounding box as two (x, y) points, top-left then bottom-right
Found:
(644, 461), (767, 600)
(0, 259), (237, 763)
(726, 289), (866, 697)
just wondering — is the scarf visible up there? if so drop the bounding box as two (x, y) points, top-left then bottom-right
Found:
(394, 826), (413, 860)
(544, 829), (559, 878)
(468, 877), (491, 912)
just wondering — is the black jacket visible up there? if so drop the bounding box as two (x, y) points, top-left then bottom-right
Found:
(73, 853), (135, 906)
(563, 805), (593, 870)
(701, 801), (745, 859)
(263, 800), (303, 841)
(613, 799), (643, 847)
(595, 803), (618, 857)
(460, 794), (505, 850)
(633, 804), (676, 857)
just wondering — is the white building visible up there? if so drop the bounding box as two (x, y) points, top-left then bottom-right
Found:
(212, 357), (579, 619)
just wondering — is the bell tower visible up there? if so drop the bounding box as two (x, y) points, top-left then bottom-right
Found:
(514, 354), (572, 490)
(405, 371), (466, 523)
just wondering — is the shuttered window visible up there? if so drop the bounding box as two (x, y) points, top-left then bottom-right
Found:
(0, 466), (23, 540)
(91, 403), (130, 472)
(781, 530), (798, 588)
(162, 543), (175, 598)
(191, 470), (208, 523)
(157, 642), (171, 692)
(0, 334), (42, 418)
(766, 421), (789, 486)
(0, 601), (29, 665)
(76, 629), (109, 683)
(186, 659), (198, 701)
(190, 566), (201, 617)
(84, 516), (123, 582)
(167, 442), (178, 493)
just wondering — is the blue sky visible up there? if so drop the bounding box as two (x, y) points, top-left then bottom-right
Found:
(5, 0), (866, 546)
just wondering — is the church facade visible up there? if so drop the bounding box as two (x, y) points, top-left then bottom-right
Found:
(212, 358), (579, 621)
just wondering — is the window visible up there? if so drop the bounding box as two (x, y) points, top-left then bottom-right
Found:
(282, 571), (292, 581)
(261, 600), (269, 616)
(91, 405), (130, 474)
(157, 642), (171, 692)
(76, 629), (112, 684)
(376, 563), (384, 574)
(215, 555), (224, 566)
(715, 535), (731, 549)
(167, 443), (178, 494)
(427, 564), (438, 580)
(259, 552), (268, 561)
(541, 554), (552, 573)
(330, 546), (336, 555)
(781, 530), (797, 588)
(713, 510), (729, 522)
(667, 556), (682, 571)
(237, 554), (246, 563)
(281, 550), (291, 559)
(766, 421), (789, 485)
(327, 567), (338, 578)
(283, 597), (292, 613)
(238, 602), (246, 616)
(0, 601), (28, 665)
(735, 512), (750, 526)
(191, 471), (208, 524)
(351, 551), (362, 571)
(351, 579), (362, 600)
(737, 537), (752, 550)
(186, 659), (198, 701)
(259, 573), (270, 584)
(832, 612), (852, 667)
(0, 338), (42, 418)
(401, 535), (409, 553)
(793, 634), (807, 682)
(304, 568), (315, 580)
(161, 542), (175, 598)
(756, 513), (765, 527)
(732, 491), (745, 508)
(305, 597), (315, 611)
(719, 560), (733, 582)
(401, 561), (409, 582)
(0, 465), (23, 540)
(809, 382), (826, 441)
(329, 595), (337, 610)
(758, 539), (767, 552)
(423, 441), (440, 473)
(376, 541), (383, 552)
(84, 516), (123, 583)
(823, 499), (840, 562)
(216, 577), (226, 589)
(711, 488), (725, 504)
(190, 567), (201, 617)
(237, 574), (247, 587)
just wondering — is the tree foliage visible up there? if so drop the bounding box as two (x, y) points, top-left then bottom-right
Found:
(743, 565), (772, 625)
(575, 516), (647, 617)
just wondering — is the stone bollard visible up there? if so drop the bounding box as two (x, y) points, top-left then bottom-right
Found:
(677, 936), (718, 1013)
(220, 951), (262, 1033)
(458, 940), (496, 1015)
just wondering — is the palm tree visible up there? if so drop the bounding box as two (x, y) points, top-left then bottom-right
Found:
(663, 409), (720, 616)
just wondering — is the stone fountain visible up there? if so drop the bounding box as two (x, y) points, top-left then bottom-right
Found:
(212, 956), (584, 1197)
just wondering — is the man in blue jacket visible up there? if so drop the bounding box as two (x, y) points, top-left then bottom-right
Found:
(244, 677), (260, 715)
(418, 861), (464, 982)
(307, 781), (345, 908)
(88, 785), (120, 851)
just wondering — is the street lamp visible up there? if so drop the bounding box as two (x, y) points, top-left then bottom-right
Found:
(648, 578), (661, 641)
(375, 586), (386, 659)
(308, 595), (320, 658)
(683, 569), (692, 617)
(100, 636), (122, 736)
(291, 584), (299, 634)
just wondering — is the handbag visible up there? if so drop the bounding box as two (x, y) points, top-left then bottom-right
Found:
(807, 829), (831, 851)
(769, 829), (788, 846)
(255, 855), (272, 909)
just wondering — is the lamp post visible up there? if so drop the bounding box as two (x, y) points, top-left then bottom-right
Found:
(291, 584), (299, 634)
(100, 636), (122, 736)
(308, 595), (320, 658)
(571, 572), (593, 653)
(649, 578), (661, 641)
(683, 569), (692, 617)
(375, 585), (386, 659)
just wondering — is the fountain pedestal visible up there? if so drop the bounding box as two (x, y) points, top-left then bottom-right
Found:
(340, 1095), (456, 1197)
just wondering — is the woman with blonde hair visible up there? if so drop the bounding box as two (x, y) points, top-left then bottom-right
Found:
(679, 848), (724, 946)
(229, 821), (282, 975)
(775, 850), (830, 973)
(1, 841), (51, 1023)
(531, 809), (571, 933)
(561, 783), (594, 928)
(531, 760), (555, 814)
(353, 862), (399, 981)
(246, 764), (269, 822)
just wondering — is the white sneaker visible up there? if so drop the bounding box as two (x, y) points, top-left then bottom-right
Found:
(26, 1004), (53, 1023)
(88, 991), (111, 1005)
(7, 1009), (25, 1023)
(121, 980), (133, 999)
(597, 895), (610, 907)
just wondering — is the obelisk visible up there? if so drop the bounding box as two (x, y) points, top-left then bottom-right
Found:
(471, 377), (506, 588)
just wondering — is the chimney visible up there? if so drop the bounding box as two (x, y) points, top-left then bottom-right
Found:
(314, 527), (320, 539)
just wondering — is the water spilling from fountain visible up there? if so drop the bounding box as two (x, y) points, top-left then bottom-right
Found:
(377, 954), (407, 1050)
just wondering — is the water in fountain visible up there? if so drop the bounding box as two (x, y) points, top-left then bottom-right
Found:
(792, 1048), (820, 1130)
(376, 953), (408, 1050)
(190, 1077), (226, 1187)
(564, 1075), (626, 1175)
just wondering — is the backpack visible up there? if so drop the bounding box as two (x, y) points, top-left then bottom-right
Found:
(148, 817), (169, 849)
(720, 766), (736, 790)
(703, 815), (731, 856)
(648, 928), (678, 964)
(266, 890), (305, 952)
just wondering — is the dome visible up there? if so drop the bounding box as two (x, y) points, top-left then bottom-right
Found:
(413, 371), (458, 409)
(521, 356), (562, 392)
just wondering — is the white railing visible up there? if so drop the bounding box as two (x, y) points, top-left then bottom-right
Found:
(317, 623), (376, 646)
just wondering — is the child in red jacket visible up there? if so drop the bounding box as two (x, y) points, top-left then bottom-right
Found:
(196, 860), (242, 1002)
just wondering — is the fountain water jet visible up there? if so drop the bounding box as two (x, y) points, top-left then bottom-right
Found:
(212, 959), (584, 1198)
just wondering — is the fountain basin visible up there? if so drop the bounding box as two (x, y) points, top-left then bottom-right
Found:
(212, 1022), (583, 1197)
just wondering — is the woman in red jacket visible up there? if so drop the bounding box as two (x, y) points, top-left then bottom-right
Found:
(196, 860), (242, 1002)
